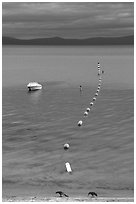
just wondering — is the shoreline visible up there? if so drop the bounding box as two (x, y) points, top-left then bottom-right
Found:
(2, 196), (134, 202)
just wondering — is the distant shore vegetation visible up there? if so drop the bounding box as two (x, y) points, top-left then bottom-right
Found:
(2, 35), (134, 46)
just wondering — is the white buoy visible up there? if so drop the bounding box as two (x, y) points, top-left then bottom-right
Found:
(65, 162), (72, 174)
(99, 79), (102, 82)
(84, 111), (88, 116)
(96, 89), (100, 93)
(97, 86), (100, 90)
(86, 108), (91, 112)
(64, 143), (70, 150)
(90, 102), (94, 106)
(93, 97), (96, 101)
(78, 120), (83, 126)
(95, 93), (98, 96)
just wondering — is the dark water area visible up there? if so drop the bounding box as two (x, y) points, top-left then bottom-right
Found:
(2, 82), (134, 197)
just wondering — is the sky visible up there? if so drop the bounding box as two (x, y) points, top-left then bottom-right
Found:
(2, 2), (134, 39)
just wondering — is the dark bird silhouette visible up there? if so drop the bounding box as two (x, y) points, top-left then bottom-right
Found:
(88, 192), (98, 197)
(56, 191), (69, 197)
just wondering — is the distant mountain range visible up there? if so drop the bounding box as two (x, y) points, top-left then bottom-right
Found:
(2, 35), (134, 45)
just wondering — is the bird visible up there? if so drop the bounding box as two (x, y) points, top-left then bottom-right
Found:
(56, 191), (69, 197)
(88, 192), (98, 197)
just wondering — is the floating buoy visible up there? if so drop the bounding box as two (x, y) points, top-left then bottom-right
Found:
(93, 97), (96, 101)
(84, 111), (88, 116)
(97, 62), (101, 75)
(64, 143), (70, 150)
(78, 120), (83, 126)
(96, 89), (100, 93)
(99, 79), (102, 82)
(95, 93), (98, 96)
(97, 87), (100, 90)
(86, 108), (91, 112)
(98, 63), (100, 69)
(90, 102), (94, 106)
(65, 162), (72, 174)
(98, 72), (101, 76)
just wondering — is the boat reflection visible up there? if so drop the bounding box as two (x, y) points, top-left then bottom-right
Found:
(27, 90), (42, 105)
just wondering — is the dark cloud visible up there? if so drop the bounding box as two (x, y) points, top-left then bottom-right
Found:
(2, 2), (134, 39)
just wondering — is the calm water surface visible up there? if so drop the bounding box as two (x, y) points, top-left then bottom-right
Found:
(2, 46), (134, 198)
(2, 45), (133, 88)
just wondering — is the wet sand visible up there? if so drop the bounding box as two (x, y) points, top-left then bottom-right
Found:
(2, 196), (134, 202)
(3, 183), (134, 202)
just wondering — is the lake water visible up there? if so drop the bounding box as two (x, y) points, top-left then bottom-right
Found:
(2, 46), (134, 199)
(2, 45), (133, 88)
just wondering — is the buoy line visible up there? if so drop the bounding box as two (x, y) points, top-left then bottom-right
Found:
(77, 62), (104, 127)
(63, 62), (104, 174)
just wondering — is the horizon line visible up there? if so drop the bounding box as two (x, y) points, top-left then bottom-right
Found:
(2, 35), (134, 40)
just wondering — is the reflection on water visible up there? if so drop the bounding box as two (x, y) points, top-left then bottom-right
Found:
(27, 90), (42, 105)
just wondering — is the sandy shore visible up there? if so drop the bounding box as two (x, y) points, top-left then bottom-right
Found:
(2, 196), (134, 202)
(2, 183), (134, 202)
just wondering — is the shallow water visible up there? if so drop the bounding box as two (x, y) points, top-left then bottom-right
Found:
(2, 83), (134, 197)
(2, 46), (134, 198)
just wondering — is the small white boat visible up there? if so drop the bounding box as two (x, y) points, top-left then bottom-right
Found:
(27, 82), (42, 91)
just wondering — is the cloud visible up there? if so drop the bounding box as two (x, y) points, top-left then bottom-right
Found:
(2, 2), (134, 39)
